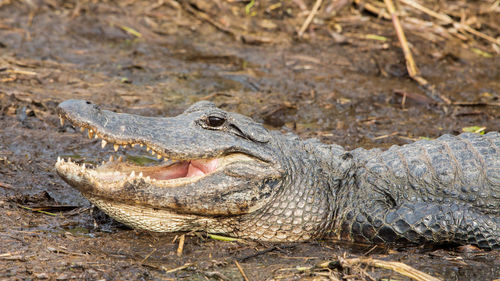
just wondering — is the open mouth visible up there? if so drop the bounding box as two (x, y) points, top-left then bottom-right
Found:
(55, 116), (255, 187)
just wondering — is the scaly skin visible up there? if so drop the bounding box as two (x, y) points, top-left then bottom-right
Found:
(55, 100), (500, 250)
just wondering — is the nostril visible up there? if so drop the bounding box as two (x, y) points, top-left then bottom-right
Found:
(342, 153), (353, 160)
(85, 101), (92, 104)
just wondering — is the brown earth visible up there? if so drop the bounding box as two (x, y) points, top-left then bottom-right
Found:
(0, 1), (499, 280)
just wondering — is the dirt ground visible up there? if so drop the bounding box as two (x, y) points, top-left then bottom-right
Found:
(0, 0), (499, 280)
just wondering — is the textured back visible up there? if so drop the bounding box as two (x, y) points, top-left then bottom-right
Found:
(360, 132), (500, 213)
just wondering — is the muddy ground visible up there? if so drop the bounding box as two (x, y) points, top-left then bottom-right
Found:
(0, 0), (499, 280)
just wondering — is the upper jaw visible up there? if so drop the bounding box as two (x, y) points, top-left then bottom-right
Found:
(56, 99), (276, 163)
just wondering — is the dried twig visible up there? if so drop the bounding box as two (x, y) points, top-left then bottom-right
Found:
(140, 248), (157, 264)
(163, 263), (192, 274)
(0, 181), (14, 189)
(298, 0), (323, 37)
(353, 0), (391, 20)
(176, 234), (185, 257)
(373, 131), (399, 140)
(237, 244), (296, 262)
(234, 260), (250, 281)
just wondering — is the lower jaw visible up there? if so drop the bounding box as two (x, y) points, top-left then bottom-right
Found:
(86, 194), (306, 242)
(86, 194), (232, 233)
(80, 187), (311, 242)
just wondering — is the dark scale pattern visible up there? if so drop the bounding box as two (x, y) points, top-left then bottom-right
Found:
(338, 132), (500, 250)
(231, 138), (339, 241)
(342, 201), (500, 249)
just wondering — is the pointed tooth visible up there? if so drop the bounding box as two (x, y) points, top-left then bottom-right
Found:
(146, 146), (150, 151)
(82, 163), (86, 169)
(129, 171), (135, 178)
(59, 117), (64, 126)
(140, 144), (144, 147)
(57, 156), (61, 162)
(101, 139), (107, 148)
(145, 176), (150, 181)
(118, 156), (123, 162)
(151, 151), (155, 155)
(94, 134), (99, 139)
(67, 158), (72, 162)
(157, 154), (162, 159)
(139, 172), (143, 178)
(114, 144), (119, 151)
(122, 144), (127, 149)
(131, 144), (136, 148)
(109, 155), (114, 162)
(102, 161), (105, 165)
(88, 129), (94, 139)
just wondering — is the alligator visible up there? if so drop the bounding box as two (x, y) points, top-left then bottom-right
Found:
(55, 99), (500, 250)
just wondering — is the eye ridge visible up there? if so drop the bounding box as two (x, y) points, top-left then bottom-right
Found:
(206, 115), (226, 127)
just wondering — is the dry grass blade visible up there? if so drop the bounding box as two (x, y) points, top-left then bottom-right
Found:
(180, 1), (273, 44)
(399, 0), (453, 23)
(342, 258), (442, 281)
(384, 0), (418, 78)
(383, 0), (450, 104)
(399, 0), (500, 45)
(18, 204), (57, 216)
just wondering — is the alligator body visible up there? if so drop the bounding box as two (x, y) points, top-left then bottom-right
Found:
(56, 100), (500, 250)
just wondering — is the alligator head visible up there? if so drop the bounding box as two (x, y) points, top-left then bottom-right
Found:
(56, 100), (298, 235)
(56, 100), (350, 240)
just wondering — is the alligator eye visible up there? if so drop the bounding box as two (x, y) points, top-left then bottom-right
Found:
(207, 115), (225, 127)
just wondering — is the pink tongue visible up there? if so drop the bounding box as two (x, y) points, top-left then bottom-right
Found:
(153, 162), (189, 180)
(186, 164), (205, 177)
(186, 159), (218, 177)
(149, 159), (219, 180)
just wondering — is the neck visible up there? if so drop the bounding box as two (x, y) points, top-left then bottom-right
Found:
(226, 134), (356, 241)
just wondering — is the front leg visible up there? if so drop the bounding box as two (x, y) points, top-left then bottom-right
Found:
(340, 202), (500, 250)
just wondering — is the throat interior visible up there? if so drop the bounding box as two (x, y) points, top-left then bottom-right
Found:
(145, 159), (219, 180)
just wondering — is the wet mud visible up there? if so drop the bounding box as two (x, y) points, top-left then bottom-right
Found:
(0, 1), (499, 280)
